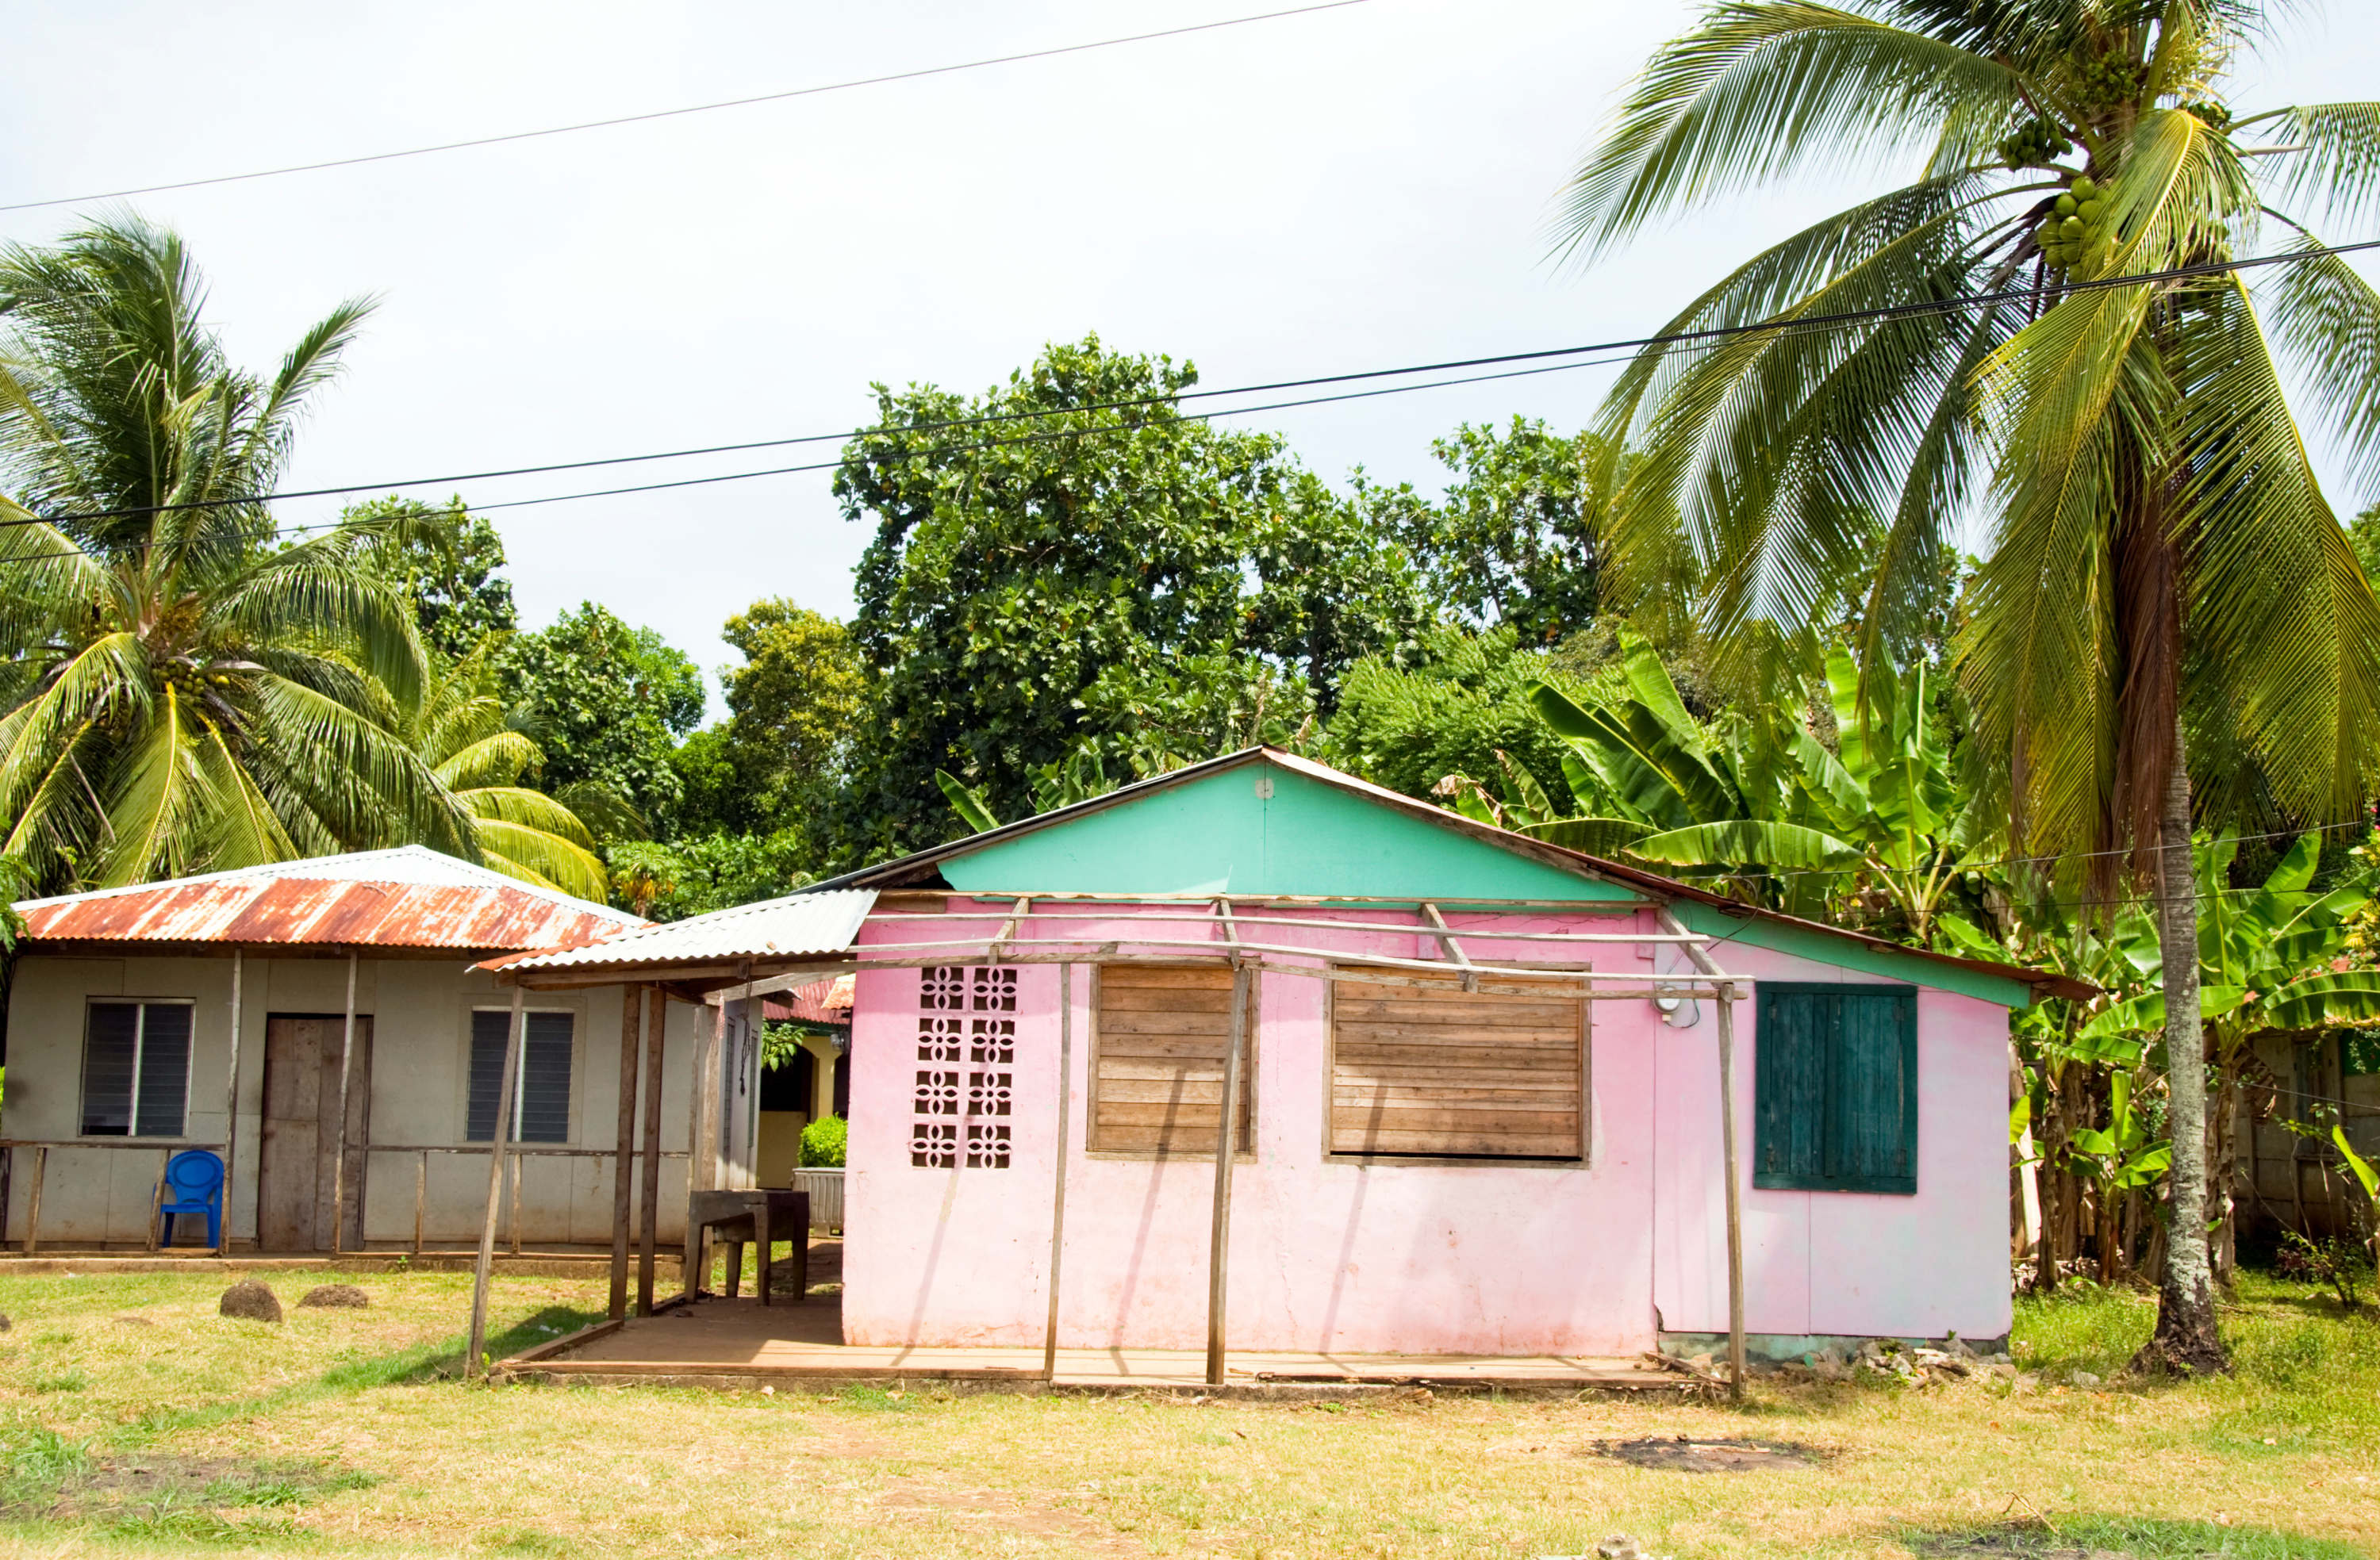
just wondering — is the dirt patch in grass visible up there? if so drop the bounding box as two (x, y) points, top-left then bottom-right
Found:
(1587, 1435), (1822, 1474)
(13, 1448), (373, 1523)
(1914, 1515), (2371, 1559)
(879, 1475), (1160, 1554)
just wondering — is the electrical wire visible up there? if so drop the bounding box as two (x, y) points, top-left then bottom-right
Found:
(10, 236), (2374, 531)
(0, 1), (1376, 215)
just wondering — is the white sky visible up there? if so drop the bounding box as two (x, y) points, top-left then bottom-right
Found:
(6, 1), (2374, 711)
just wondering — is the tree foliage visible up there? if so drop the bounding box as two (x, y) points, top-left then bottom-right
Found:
(1318, 625), (1583, 806)
(831, 335), (1425, 859)
(676, 599), (862, 841)
(1357, 417), (1608, 646)
(496, 603), (704, 834)
(351, 496), (517, 657)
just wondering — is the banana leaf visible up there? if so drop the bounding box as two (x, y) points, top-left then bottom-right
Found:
(1625, 819), (1864, 871)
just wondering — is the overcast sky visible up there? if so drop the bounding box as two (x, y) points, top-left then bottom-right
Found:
(6, 1), (2374, 711)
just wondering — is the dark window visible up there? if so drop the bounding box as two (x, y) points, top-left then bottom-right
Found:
(1753, 984), (1917, 1194)
(80, 1002), (191, 1137)
(760, 1045), (816, 1113)
(466, 1010), (574, 1143)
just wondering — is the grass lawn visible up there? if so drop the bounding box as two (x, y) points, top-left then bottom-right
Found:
(0, 1267), (2373, 1558)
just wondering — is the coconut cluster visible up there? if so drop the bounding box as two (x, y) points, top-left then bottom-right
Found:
(2036, 174), (2108, 274)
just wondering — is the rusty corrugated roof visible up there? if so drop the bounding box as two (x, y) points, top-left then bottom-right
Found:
(764, 975), (855, 1026)
(13, 845), (640, 952)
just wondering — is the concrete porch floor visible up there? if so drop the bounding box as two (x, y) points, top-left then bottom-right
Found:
(499, 1293), (1687, 1396)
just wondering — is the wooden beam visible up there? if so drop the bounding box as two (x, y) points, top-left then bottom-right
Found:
(1660, 905), (1745, 1404)
(1420, 903), (1478, 993)
(638, 985), (666, 1315)
(988, 895), (1031, 963)
(684, 998), (721, 1297)
(1042, 963), (1074, 1381)
(23, 1146), (44, 1255)
(1204, 964), (1250, 1387)
(609, 983), (640, 1320)
(220, 948), (243, 1255)
(467, 985), (526, 1378)
(330, 952), (359, 1254)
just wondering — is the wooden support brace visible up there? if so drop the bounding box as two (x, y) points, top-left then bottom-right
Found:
(1659, 905), (1746, 1403)
(609, 983), (639, 1320)
(330, 953), (359, 1255)
(1042, 963), (1074, 1381)
(1420, 902), (1478, 992)
(24, 1147), (45, 1255)
(637, 986), (666, 1315)
(221, 949), (243, 1255)
(467, 986), (526, 1378)
(1204, 963), (1250, 1387)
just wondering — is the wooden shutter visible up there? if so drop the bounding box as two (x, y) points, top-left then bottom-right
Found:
(1329, 973), (1584, 1159)
(1753, 985), (1917, 1194)
(1089, 965), (1252, 1156)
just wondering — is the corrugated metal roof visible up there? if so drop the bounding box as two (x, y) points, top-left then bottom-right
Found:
(766, 975), (855, 1025)
(484, 889), (877, 974)
(13, 845), (640, 952)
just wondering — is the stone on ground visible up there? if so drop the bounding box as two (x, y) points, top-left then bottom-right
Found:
(218, 1280), (282, 1323)
(297, 1283), (370, 1309)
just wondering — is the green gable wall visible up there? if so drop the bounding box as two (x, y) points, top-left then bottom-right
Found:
(933, 757), (2033, 1008)
(937, 761), (1637, 903)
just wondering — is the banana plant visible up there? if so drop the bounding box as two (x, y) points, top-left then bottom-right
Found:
(1445, 631), (1987, 937)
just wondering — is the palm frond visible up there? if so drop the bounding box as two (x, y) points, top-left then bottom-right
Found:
(1557, 0), (2027, 263)
(2255, 102), (2380, 231)
(466, 814), (610, 901)
(2254, 231), (2380, 499)
(96, 684), (206, 886)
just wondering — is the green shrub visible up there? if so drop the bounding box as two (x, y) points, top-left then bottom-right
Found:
(800, 1114), (846, 1168)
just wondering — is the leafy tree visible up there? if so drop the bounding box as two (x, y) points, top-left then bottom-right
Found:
(1357, 417), (1608, 645)
(350, 496), (516, 657)
(689, 599), (862, 837)
(0, 217), (473, 891)
(394, 642), (612, 899)
(1317, 625), (1583, 804)
(1563, 0), (2380, 1374)
(831, 335), (1425, 858)
(497, 604), (704, 834)
(607, 830), (808, 921)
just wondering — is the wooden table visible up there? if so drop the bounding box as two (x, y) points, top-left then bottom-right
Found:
(685, 1190), (809, 1305)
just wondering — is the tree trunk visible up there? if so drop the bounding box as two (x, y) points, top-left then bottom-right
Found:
(2132, 733), (2228, 1375)
(2211, 1060), (2241, 1288)
(2013, 1044), (2042, 1259)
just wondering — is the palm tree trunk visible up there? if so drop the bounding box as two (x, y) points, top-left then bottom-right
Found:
(2134, 730), (2228, 1374)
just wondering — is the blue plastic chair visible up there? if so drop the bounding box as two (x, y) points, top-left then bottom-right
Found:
(158, 1149), (225, 1249)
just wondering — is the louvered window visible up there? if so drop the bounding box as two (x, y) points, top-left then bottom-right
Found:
(1328, 973), (1584, 1160)
(1752, 984), (1917, 1194)
(80, 1001), (193, 1137)
(466, 1010), (575, 1143)
(1088, 965), (1253, 1156)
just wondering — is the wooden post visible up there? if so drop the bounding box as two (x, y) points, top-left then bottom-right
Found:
(638, 986), (665, 1313)
(147, 1148), (167, 1251)
(609, 983), (641, 1319)
(24, 1147), (46, 1255)
(1204, 964), (1249, 1387)
(329, 952), (359, 1254)
(1659, 905), (1747, 1403)
(467, 986), (526, 1378)
(413, 1151), (427, 1256)
(1042, 963), (1074, 1381)
(1715, 982), (1748, 1401)
(221, 948), (243, 1255)
(509, 1154), (523, 1255)
(685, 1000), (720, 1297)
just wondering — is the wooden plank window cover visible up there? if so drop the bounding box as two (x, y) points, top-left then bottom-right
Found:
(1752, 983), (1917, 1194)
(1089, 965), (1253, 1156)
(1329, 972), (1586, 1160)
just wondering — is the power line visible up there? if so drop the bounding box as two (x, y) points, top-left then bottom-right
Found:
(0, 1), (1376, 215)
(15, 236), (2375, 532)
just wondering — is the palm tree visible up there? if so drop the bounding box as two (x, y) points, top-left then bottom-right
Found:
(1561, 2), (2380, 1372)
(0, 216), (476, 890)
(396, 641), (623, 901)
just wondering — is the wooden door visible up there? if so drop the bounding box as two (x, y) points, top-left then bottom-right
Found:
(257, 1014), (374, 1251)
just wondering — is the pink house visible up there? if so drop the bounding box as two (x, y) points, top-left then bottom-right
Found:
(490, 749), (2082, 1379)
(809, 751), (2078, 1365)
